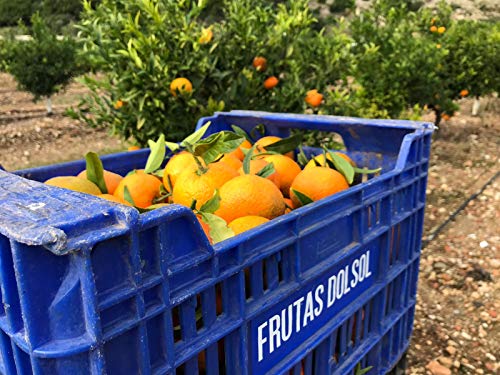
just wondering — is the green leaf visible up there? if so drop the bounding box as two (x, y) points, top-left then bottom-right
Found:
(297, 146), (309, 168)
(123, 186), (136, 206)
(353, 167), (382, 174)
(193, 131), (244, 165)
(144, 134), (166, 174)
(165, 141), (180, 153)
(199, 212), (234, 244)
(181, 122), (211, 147)
(256, 163), (275, 179)
(231, 125), (252, 142)
(199, 190), (221, 214)
(152, 168), (164, 178)
(85, 152), (108, 194)
(291, 189), (314, 207)
(250, 124), (266, 139)
(355, 364), (373, 375)
(242, 144), (257, 174)
(262, 133), (302, 155)
(326, 148), (355, 185)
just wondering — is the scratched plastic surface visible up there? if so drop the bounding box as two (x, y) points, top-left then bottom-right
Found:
(0, 111), (433, 374)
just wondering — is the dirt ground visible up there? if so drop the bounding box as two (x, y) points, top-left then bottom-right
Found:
(0, 71), (499, 374)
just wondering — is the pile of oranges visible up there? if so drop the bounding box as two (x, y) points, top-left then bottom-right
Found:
(44, 126), (372, 244)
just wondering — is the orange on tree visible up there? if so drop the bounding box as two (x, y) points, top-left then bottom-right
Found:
(254, 136), (294, 159)
(430, 25), (437, 32)
(163, 152), (200, 191)
(45, 176), (101, 195)
(78, 169), (123, 195)
(437, 26), (446, 34)
(263, 154), (301, 196)
(238, 158), (281, 189)
(305, 89), (323, 107)
(114, 170), (162, 209)
(252, 56), (267, 71)
(226, 139), (252, 161)
(290, 166), (349, 208)
(97, 194), (132, 206)
(170, 77), (192, 96)
(218, 154), (243, 171)
(460, 89), (469, 97)
(172, 163), (238, 210)
(264, 76), (279, 90)
(199, 27), (213, 44)
(215, 174), (286, 223)
(228, 216), (270, 235)
(114, 100), (124, 109)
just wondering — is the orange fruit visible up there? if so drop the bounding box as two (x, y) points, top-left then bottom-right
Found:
(114, 100), (124, 109)
(216, 174), (285, 223)
(163, 152), (200, 191)
(172, 163), (238, 210)
(97, 194), (132, 206)
(284, 198), (294, 213)
(218, 154), (243, 171)
(264, 76), (279, 90)
(45, 176), (101, 195)
(437, 26), (446, 34)
(197, 215), (213, 243)
(170, 77), (192, 96)
(78, 170), (123, 195)
(305, 152), (356, 170)
(114, 171), (162, 209)
(290, 166), (349, 208)
(128, 146), (140, 151)
(252, 56), (267, 71)
(228, 216), (270, 235)
(305, 89), (323, 107)
(430, 25), (437, 32)
(199, 27), (213, 44)
(226, 139), (252, 161)
(460, 89), (469, 97)
(254, 136), (294, 159)
(263, 154), (301, 197)
(238, 159), (281, 189)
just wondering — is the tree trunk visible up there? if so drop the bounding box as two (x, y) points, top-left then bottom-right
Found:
(472, 97), (480, 116)
(46, 97), (53, 116)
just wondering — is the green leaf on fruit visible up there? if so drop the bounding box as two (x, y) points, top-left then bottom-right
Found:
(193, 131), (244, 165)
(165, 141), (180, 153)
(231, 125), (252, 142)
(199, 190), (221, 214)
(325, 147), (355, 185)
(262, 133), (302, 155)
(123, 186), (135, 206)
(256, 163), (275, 179)
(181, 122), (210, 147)
(291, 189), (314, 206)
(353, 166), (382, 174)
(144, 134), (166, 174)
(243, 144), (257, 174)
(85, 151), (108, 194)
(297, 146), (309, 167)
(250, 124), (266, 139)
(199, 212), (234, 244)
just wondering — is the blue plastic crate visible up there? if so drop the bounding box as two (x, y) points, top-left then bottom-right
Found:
(0, 111), (433, 374)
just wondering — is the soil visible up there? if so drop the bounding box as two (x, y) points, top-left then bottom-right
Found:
(0, 73), (125, 171)
(0, 69), (499, 375)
